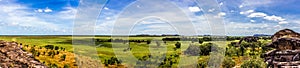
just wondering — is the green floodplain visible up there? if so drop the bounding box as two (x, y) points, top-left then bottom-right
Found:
(0, 35), (272, 68)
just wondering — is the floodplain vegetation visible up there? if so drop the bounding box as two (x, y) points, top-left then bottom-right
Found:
(0, 36), (272, 68)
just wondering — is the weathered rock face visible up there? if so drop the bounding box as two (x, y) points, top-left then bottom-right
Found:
(271, 29), (300, 42)
(0, 40), (47, 68)
(264, 29), (300, 67)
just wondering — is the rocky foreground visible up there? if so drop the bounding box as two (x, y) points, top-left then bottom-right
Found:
(0, 40), (47, 68)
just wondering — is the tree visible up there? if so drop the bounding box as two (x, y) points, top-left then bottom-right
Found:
(61, 54), (66, 61)
(200, 43), (213, 55)
(54, 46), (59, 50)
(36, 52), (40, 57)
(225, 47), (237, 57)
(30, 47), (35, 53)
(57, 51), (60, 54)
(48, 51), (53, 56)
(146, 40), (151, 44)
(222, 57), (235, 68)
(63, 64), (70, 68)
(198, 39), (204, 44)
(175, 42), (181, 48)
(45, 45), (54, 50)
(50, 63), (58, 68)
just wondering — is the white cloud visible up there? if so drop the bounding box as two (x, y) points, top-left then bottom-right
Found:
(247, 12), (267, 17)
(219, 2), (223, 6)
(240, 10), (254, 14)
(244, 10), (288, 24)
(250, 20), (255, 22)
(188, 6), (201, 12)
(208, 8), (215, 12)
(44, 8), (52, 12)
(279, 21), (288, 24)
(35, 9), (43, 12)
(104, 7), (109, 10)
(0, 0), (73, 34)
(239, 5), (243, 8)
(263, 15), (285, 21)
(34, 7), (53, 13)
(218, 12), (226, 17)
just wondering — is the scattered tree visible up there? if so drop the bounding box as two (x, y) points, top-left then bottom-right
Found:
(61, 54), (66, 61)
(175, 42), (181, 48)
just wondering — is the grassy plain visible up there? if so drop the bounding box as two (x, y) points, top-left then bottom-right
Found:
(0, 36), (272, 68)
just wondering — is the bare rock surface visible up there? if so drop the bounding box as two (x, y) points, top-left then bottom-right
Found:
(264, 29), (300, 67)
(0, 40), (47, 68)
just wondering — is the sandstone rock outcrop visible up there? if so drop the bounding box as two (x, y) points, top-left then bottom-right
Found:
(264, 29), (300, 67)
(0, 40), (47, 68)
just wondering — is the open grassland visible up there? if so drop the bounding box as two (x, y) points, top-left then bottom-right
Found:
(0, 36), (272, 68)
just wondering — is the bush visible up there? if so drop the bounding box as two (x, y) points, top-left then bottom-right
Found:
(54, 46), (59, 50)
(45, 45), (54, 50)
(146, 40), (151, 44)
(240, 58), (266, 68)
(222, 57), (235, 68)
(104, 57), (122, 66)
(61, 54), (66, 61)
(63, 64), (70, 68)
(175, 42), (181, 48)
(200, 43), (213, 55)
(198, 56), (209, 68)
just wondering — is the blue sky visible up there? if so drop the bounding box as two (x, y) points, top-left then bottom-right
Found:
(0, 0), (300, 36)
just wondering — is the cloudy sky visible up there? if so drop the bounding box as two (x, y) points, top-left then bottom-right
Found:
(0, 0), (300, 36)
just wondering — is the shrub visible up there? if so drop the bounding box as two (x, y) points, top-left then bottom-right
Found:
(146, 40), (151, 44)
(222, 57), (235, 68)
(240, 58), (266, 68)
(54, 46), (59, 50)
(61, 54), (66, 61)
(63, 64), (70, 68)
(45, 45), (54, 50)
(200, 43), (213, 55)
(175, 42), (181, 48)
(198, 56), (209, 68)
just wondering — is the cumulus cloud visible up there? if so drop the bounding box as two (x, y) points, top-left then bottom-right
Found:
(208, 8), (215, 12)
(240, 10), (288, 24)
(278, 21), (288, 24)
(247, 12), (267, 17)
(263, 15), (285, 21)
(218, 12), (226, 17)
(44, 8), (52, 12)
(0, 0), (74, 34)
(240, 10), (254, 14)
(188, 6), (201, 12)
(219, 2), (223, 6)
(239, 5), (243, 8)
(250, 20), (255, 22)
(35, 7), (53, 13)
(104, 7), (109, 10)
